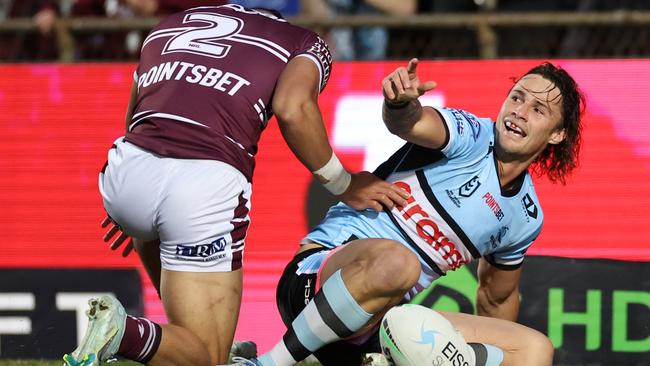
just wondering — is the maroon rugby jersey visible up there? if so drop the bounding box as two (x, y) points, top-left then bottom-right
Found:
(125, 4), (332, 181)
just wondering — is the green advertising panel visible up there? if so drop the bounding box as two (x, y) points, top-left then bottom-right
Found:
(411, 256), (650, 365)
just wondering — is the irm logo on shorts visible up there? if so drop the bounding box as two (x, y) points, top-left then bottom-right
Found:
(175, 238), (227, 258)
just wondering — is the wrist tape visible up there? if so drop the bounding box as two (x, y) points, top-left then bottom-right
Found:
(312, 153), (352, 195)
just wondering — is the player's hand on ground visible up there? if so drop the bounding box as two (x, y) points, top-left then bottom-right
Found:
(338, 171), (410, 211)
(382, 58), (437, 105)
(101, 216), (134, 257)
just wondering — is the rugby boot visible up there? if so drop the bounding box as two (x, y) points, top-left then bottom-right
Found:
(225, 356), (263, 366)
(62, 295), (127, 366)
(229, 340), (258, 362)
(361, 353), (390, 366)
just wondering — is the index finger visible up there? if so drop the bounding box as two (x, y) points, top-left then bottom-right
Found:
(406, 58), (419, 74)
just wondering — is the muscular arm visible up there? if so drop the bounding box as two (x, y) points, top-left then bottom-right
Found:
(273, 57), (409, 210)
(384, 104), (448, 149)
(272, 56), (333, 175)
(476, 258), (522, 321)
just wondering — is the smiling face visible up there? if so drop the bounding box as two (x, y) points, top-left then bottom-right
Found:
(495, 74), (566, 163)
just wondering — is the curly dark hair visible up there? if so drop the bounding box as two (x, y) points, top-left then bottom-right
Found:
(520, 62), (586, 184)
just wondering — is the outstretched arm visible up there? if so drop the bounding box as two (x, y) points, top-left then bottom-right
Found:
(381, 58), (448, 149)
(273, 56), (409, 211)
(476, 258), (522, 321)
(272, 57), (332, 174)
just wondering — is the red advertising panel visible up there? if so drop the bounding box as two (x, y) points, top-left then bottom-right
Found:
(1, 60), (649, 351)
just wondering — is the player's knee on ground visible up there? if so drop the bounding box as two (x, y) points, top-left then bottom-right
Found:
(363, 240), (420, 296)
(148, 324), (214, 366)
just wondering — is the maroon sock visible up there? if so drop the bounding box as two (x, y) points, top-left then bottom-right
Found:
(117, 315), (163, 363)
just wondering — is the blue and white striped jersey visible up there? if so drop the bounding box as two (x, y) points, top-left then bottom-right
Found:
(304, 106), (544, 298)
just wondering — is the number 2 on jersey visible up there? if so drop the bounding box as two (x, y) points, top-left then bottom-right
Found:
(163, 13), (243, 58)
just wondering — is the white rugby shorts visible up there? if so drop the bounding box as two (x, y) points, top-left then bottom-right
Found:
(99, 138), (252, 272)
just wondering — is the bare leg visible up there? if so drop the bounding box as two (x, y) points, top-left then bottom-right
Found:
(132, 238), (161, 293)
(259, 240), (420, 366)
(317, 239), (421, 334)
(440, 311), (554, 366)
(148, 268), (243, 365)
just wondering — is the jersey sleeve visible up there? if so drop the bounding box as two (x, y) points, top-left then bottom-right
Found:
(434, 107), (493, 163)
(293, 32), (332, 92)
(483, 223), (542, 270)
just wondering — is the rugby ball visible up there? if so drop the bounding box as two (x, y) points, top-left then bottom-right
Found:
(379, 304), (474, 366)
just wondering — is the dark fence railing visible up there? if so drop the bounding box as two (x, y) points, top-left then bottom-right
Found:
(1, 11), (650, 61)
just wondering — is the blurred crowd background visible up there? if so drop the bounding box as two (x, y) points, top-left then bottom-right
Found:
(1, 0), (649, 61)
